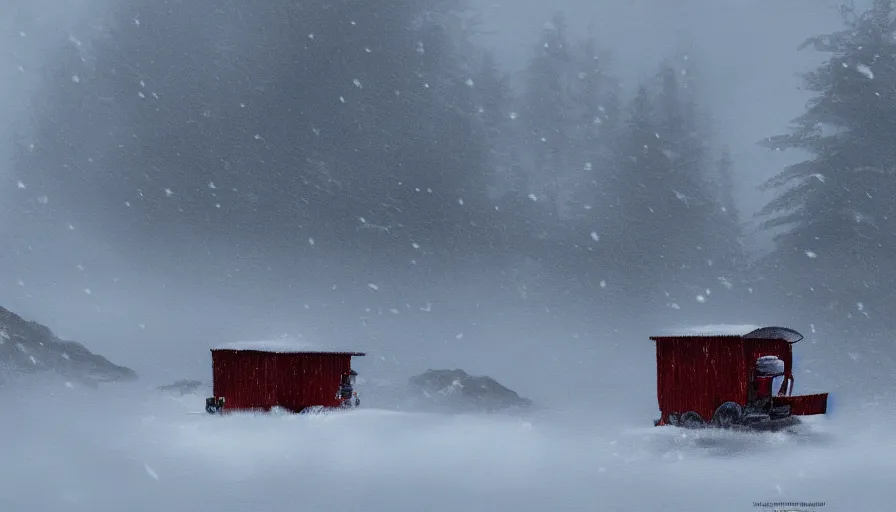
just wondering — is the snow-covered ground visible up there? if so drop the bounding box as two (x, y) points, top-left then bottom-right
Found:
(1, 378), (893, 512)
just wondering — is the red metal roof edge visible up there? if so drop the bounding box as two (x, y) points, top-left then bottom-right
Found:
(211, 349), (366, 356)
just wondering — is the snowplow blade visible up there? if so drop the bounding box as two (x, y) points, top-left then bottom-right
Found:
(776, 393), (828, 416)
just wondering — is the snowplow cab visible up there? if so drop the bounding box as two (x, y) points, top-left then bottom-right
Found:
(650, 325), (828, 429)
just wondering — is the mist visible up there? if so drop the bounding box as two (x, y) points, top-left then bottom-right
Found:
(3, 0), (896, 510)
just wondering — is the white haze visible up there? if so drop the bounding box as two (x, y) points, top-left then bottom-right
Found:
(2, 379), (893, 512)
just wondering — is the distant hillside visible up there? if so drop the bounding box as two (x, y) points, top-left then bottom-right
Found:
(0, 306), (136, 385)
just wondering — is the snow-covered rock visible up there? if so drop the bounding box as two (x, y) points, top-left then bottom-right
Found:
(0, 306), (136, 385)
(407, 369), (532, 413)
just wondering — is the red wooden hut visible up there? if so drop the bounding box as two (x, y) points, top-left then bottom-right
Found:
(651, 326), (828, 428)
(206, 343), (365, 414)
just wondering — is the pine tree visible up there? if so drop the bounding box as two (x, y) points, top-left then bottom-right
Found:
(608, 85), (670, 297)
(758, 0), (896, 321)
(522, 12), (576, 221)
(568, 38), (622, 225)
(16, 0), (494, 267)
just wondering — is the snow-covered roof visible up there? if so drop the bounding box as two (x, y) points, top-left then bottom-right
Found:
(658, 324), (761, 337)
(653, 325), (804, 343)
(213, 339), (365, 355)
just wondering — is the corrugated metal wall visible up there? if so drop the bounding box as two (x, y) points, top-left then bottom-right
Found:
(211, 350), (353, 412)
(654, 337), (793, 423)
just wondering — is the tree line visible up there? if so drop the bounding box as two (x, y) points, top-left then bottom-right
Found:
(13, 0), (896, 332)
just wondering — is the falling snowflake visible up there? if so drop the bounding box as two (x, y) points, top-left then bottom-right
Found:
(509, 112), (518, 120)
(17, 181), (25, 189)
(528, 194), (538, 201)
(412, 242), (420, 249)
(465, 78), (474, 87)
(856, 64), (874, 79)
(208, 181), (216, 189)
(84, 288), (92, 295)
(590, 232), (600, 242)
(696, 295), (707, 303)
(584, 162), (593, 171)
(308, 238), (315, 246)
(367, 283), (379, 291)
(458, 198), (464, 206)
(599, 280), (607, 288)
(72, 75), (80, 83)
(144, 464), (159, 481)
(353, 79), (362, 88)
(164, 188), (173, 197)
(805, 251), (818, 259)
(456, 333), (464, 339)
(38, 195), (48, 204)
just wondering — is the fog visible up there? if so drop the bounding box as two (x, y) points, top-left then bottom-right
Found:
(3, 0), (896, 509)
(3, 378), (894, 511)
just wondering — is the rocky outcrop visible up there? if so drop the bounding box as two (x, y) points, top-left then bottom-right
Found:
(408, 369), (532, 413)
(0, 306), (136, 385)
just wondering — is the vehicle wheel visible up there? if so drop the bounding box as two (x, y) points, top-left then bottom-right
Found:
(679, 411), (705, 429)
(712, 402), (743, 429)
(667, 413), (680, 426)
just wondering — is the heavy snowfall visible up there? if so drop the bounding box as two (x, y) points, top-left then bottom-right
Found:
(3, 0), (896, 510)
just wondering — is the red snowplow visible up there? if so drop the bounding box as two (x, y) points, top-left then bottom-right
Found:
(651, 326), (828, 429)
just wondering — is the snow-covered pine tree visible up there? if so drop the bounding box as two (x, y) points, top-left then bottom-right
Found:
(758, 0), (896, 326)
